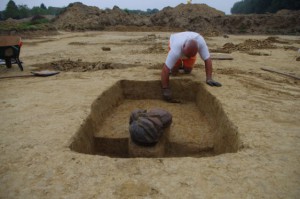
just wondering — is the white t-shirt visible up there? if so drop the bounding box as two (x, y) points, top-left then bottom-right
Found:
(165, 32), (210, 70)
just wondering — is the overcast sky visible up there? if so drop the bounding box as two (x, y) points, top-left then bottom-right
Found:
(0, 0), (240, 14)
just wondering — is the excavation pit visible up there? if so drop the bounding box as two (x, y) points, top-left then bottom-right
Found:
(69, 79), (239, 158)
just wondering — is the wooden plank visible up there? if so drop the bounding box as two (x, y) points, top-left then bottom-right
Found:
(210, 53), (233, 60)
(261, 67), (300, 80)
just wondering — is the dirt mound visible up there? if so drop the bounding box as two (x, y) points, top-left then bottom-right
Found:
(211, 38), (277, 53)
(31, 59), (139, 72)
(53, 2), (150, 30)
(2, 2), (300, 36)
(53, 3), (104, 30)
(151, 3), (224, 21)
(150, 5), (299, 35)
(52, 3), (299, 35)
(0, 18), (58, 38)
(214, 11), (300, 35)
(150, 3), (225, 35)
(276, 9), (300, 16)
(53, 3), (225, 33)
(228, 39), (277, 51)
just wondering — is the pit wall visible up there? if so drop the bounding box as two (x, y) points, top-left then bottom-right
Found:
(69, 81), (124, 154)
(195, 83), (239, 154)
(69, 79), (239, 155)
(166, 79), (239, 154)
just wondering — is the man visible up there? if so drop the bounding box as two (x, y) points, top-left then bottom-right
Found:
(161, 31), (221, 102)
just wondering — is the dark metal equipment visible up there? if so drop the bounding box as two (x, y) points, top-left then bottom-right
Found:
(0, 36), (24, 71)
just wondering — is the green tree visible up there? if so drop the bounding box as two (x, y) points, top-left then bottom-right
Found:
(123, 8), (130, 14)
(40, 3), (47, 10)
(146, 8), (159, 14)
(18, 5), (30, 18)
(231, 0), (300, 14)
(254, 0), (273, 13)
(4, 0), (20, 19)
(0, 11), (4, 20)
(48, 6), (64, 16)
(268, 0), (300, 12)
(31, 6), (47, 15)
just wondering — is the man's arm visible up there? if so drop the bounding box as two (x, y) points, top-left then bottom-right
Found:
(161, 64), (170, 89)
(161, 64), (174, 101)
(204, 58), (213, 81)
(204, 58), (222, 87)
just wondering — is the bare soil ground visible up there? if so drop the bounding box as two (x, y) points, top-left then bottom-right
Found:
(0, 31), (300, 198)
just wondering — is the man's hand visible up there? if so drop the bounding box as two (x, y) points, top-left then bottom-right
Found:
(206, 79), (222, 87)
(162, 88), (182, 103)
(162, 88), (172, 101)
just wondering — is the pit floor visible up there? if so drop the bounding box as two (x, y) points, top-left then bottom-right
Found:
(94, 99), (214, 157)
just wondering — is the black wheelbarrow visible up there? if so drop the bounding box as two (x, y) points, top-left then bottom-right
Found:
(0, 36), (24, 71)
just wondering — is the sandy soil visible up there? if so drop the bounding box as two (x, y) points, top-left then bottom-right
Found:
(0, 31), (300, 198)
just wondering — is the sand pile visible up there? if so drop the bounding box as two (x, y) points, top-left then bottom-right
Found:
(150, 3), (225, 34)
(53, 3), (104, 30)
(31, 59), (139, 72)
(53, 3), (225, 33)
(211, 36), (300, 56)
(213, 11), (300, 34)
(53, 3), (150, 30)
(150, 3), (224, 22)
(51, 2), (300, 35)
(227, 39), (277, 51)
(211, 38), (278, 53)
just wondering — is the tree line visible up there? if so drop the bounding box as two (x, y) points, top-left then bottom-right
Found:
(0, 0), (64, 20)
(0, 0), (159, 21)
(231, 0), (300, 14)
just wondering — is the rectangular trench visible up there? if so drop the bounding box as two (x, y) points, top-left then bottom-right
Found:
(69, 79), (239, 158)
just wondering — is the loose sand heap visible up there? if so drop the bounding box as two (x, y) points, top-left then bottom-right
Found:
(211, 36), (300, 54)
(53, 2), (150, 31)
(149, 3), (225, 35)
(50, 3), (300, 35)
(30, 59), (141, 72)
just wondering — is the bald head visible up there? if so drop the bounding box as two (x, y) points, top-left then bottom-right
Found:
(183, 39), (198, 58)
